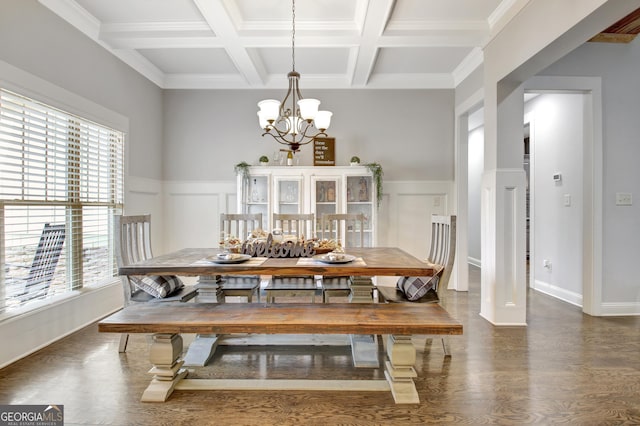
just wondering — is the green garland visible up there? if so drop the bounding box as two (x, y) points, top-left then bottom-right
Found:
(364, 162), (383, 208)
(234, 161), (251, 186)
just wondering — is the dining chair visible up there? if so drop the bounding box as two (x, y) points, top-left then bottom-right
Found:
(272, 213), (315, 240)
(115, 214), (197, 352)
(320, 213), (366, 303)
(264, 213), (317, 303)
(319, 213), (365, 249)
(4, 223), (66, 304)
(219, 213), (263, 242)
(213, 213), (263, 303)
(377, 215), (457, 356)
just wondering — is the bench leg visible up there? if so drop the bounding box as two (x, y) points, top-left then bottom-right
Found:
(183, 335), (220, 367)
(141, 333), (188, 402)
(384, 335), (419, 404)
(118, 333), (129, 353)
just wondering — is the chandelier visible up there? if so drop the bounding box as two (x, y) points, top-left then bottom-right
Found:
(257, 0), (332, 153)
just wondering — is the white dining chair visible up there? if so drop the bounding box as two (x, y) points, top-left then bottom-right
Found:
(115, 214), (197, 352)
(319, 213), (367, 303)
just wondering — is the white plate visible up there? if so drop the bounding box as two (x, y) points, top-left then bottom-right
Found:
(206, 253), (251, 264)
(312, 254), (356, 264)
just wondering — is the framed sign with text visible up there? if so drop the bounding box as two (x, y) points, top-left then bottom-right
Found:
(313, 137), (335, 166)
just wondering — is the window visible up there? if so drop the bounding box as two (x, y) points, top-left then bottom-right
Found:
(0, 88), (124, 312)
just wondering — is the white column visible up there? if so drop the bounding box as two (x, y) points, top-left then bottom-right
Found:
(480, 81), (527, 325)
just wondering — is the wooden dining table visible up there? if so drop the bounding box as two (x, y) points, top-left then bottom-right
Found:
(118, 246), (438, 278)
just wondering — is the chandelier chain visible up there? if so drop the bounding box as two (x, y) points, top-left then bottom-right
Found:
(291, 0), (296, 72)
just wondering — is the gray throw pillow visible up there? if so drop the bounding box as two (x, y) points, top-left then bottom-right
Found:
(396, 276), (439, 301)
(131, 275), (184, 298)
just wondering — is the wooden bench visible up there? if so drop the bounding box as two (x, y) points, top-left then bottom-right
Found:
(99, 303), (462, 404)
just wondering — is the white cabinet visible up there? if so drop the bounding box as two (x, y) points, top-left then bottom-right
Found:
(238, 166), (376, 246)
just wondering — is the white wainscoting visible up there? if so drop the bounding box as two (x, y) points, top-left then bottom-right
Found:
(163, 180), (237, 254)
(373, 181), (453, 288)
(0, 282), (122, 368)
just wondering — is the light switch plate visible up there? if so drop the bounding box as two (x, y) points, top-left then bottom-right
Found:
(616, 192), (633, 206)
(563, 194), (571, 207)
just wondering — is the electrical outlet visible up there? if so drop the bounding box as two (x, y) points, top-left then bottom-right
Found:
(616, 192), (632, 206)
(543, 259), (552, 270)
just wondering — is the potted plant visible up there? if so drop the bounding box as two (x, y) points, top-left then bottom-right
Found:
(259, 155), (269, 166)
(350, 156), (361, 166)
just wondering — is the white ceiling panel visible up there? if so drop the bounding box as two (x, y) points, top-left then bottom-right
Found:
(138, 48), (239, 74)
(250, 47), (350, 75)
(76, 0), (206, 23)
(375, 47), (473, 74)
(39, 0), (517, 89)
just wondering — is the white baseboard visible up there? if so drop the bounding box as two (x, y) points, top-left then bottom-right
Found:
(599, 302), (640, 316)
(533, 279), (583, 308)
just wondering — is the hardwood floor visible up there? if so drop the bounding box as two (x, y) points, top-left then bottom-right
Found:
(1, 266), (639, 425)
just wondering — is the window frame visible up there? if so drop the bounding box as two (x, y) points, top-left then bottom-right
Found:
(0, 80), (128, 313)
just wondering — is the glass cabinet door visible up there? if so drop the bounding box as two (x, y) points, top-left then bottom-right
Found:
(245, 175), (269, 229)
(312, 176), (340, 235)
(346, 175), (373, 247)
(274, 177), (302, 215)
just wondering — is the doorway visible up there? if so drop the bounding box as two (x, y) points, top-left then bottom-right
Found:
(523, 83), (601, 314)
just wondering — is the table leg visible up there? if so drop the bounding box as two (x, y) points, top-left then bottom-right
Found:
(384, 335), (419, 404)
(194, 275), (224, 302)
(349, 276), (374, 303)
(141, 334), (188, 402)
(349, 276), (379, 367)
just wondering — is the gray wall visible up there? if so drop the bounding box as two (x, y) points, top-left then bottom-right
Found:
(0, 0), (164, 181)
(163, 89), (454, 181)
(455, 65), (483, 106)
(540, 38), (640, 303)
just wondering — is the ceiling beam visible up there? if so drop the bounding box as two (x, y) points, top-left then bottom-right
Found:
(193, 0), (265, 86)
(350, 0), (395, 87)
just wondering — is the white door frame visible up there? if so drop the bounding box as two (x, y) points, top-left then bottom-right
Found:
(523, 76), (602, 316)
(453, 88), (484, 292)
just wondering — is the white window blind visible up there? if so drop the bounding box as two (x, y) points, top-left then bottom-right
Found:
(0, 88), (124, 312)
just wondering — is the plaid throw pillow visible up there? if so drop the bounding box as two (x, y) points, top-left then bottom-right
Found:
(131, 275), (184, 298)
(396, 276), (439, 301)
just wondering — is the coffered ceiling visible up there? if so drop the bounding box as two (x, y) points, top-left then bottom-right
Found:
(39, 0), (517, 89)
